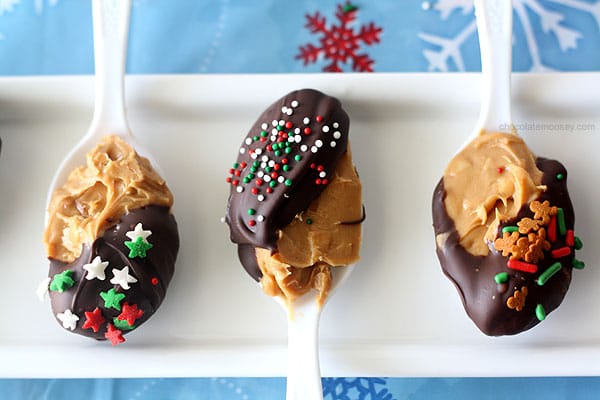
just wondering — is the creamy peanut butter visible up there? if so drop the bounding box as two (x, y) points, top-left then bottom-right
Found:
(255, 149), (362, 304)
(443, 132), (544, 256)
(44, 135), (173, 263)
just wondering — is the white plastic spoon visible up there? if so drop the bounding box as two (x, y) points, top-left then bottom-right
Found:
(472, 0), (514, 139)
(45, 0), (160, 218)
(276, 264), (355, 400)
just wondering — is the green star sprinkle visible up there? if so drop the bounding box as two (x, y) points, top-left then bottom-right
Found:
(49, 270), (75, 292)
(125, 236), (153, 258)
(113, 317), (135, 331)
(100, 288), (126, 310)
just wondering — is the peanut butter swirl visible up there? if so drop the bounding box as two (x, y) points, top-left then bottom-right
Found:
(443, 132), (545, 256)
(44, 135), (173, 263)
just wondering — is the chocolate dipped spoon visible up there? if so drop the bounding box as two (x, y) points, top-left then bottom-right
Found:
(432, 0), (584, 336)
(225, 89), (363, 399)
(39, 0), (178, 345)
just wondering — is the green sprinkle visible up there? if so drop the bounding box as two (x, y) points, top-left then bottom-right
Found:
(124, 236), (153, 258)
(49, 270), (75, 293)
(248, 208), (256, 216)
(572, 259), (586, 270)
(285, 142), (291, 147)
(306, 218), (313, 225)
(243, 177), (250, 184)
(285, 147), (292, 154)
(272, 143), (279, 150)
(284, 179), (292, 186)
(574, 236), (583, 250)
(557, 208), (566, 235)
(277, 125), (283, 131)
(253, 135), (259, 141)
(250, 167), (257, 173)
(269, 181), (277, 188)
(260, 130), (268, 137)
(283, 165), (291, 172)
(556, 173), (565, 180)
(113, 318), (134, 331)
(494, 272), (508, 284)
(536, 304), (546, 321)
(537, 262), (562, 286)
(275, 150), (282, 157)
(247, 173), (255, 179)
(100, 288), (125, 311)
(502, 226), (519, 234)
(265, 167), (272, 173)
(233, 163), (239, 169)
(343, 3), (358, 13)
(294, 155), (302, 162)
(253, 160), (260, 167)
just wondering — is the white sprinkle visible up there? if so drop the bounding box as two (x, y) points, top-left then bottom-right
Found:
(333, 122), (339, 128)
(279, 119), (285, 126)
(261, 155), (268, 162)
(319, 171), (326, 178)
(257, 195), (265, 202)
(264, 175), (272, 182)
(236, 186), (244, 193)
(272, 120), (278, 127)
(300, 144), (308, 152)
(288, 136), (295, 143)
(278, 176), (285, 183)
(295, 135), (302, 143)
(257, 215), (265, 222)
(257, 171), (264, 178)
(255, 148), (262, 155)
(220, 216), (226, 223)
(322, 125), (330, 133)
(286, 109), (293, 116)
(311, 146), (318, 153)
(330, 141), (337, 147)
(239, 148), (246, 154)
(268, 160), (275, 167)
(250, 152), (257, 159)
(315, 139), (323, 148)
(291, 100), (299, 108)
(271, 135), (277, 142)
(271, 128), (278, 135)
(303, 117), (310, 125)
(261, 123), (268, 130)
(245, 138), (252, 145)
(294, 127), (301, 134)
(281, 106), (288, 114)
(333, 131), (341, 139)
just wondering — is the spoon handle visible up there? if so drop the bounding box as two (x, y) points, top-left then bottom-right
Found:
(475, 0), (513, 134)
(286, 306), (323, 400)
(89, 0), (132, 137)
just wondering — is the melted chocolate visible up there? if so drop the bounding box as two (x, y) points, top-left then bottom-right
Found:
(48, 206), (178, 341)
(225, 89), (349, 280)
(433, 158), (579, 336)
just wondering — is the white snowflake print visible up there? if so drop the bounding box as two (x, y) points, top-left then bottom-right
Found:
(0, 0), (20, 16)
(420, 0), (600, 72)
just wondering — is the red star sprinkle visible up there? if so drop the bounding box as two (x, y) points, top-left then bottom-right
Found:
(117, 302), (144, 326)
(82, 307), (106, 333)
(105, 323), (125, 345)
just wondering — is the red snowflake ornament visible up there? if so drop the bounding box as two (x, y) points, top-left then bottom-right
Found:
(296, 2), (382, 72)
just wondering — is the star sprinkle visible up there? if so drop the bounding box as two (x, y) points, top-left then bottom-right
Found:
(49, 270), (75, 293)
(56, 309), (79, 331)
(99, 288), (126, 310)
(125, 223), (152, 242)
(36, 277), (51, 301)
(82, 307), (106, 333)
(117, 302), (144, 326)
(83, 256), (110, 281)
(110, 266), (138, 290)
(112, 318), (135, 331)
(104, 323), (125, 345)
(124, 237), (153, 259)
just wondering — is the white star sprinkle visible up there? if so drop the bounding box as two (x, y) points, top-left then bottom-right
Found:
(36, 277), (51, 302)
(125, 223), (152, 243)
(110, 266), (138, 290)
(57, 309), (79, 331)
(83, 256), (109, 280)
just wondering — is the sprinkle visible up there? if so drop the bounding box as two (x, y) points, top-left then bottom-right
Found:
(239, 148), (246, 154)
(284, 179), (292, 186)
(330, 141), (337, 147)
(57, 309), (79, 331)
(113, 318), (135, 331)
(319, 171), (326, 178)
(248, 220), (256, 227)
(125, 236), (153, 259)
(316, 115), (323, 122)
(294, 135), (302, 143)
(110, 266), (138, 290)
(291, 100), (299, 108)
(497, 167), (504, 174)
(315, 140), (323, 148)
(557, 208), (566, 235)
(537, 262), (562, 286)
(304, 127), (311, 135)
(566, 230), (575, 247)
(536, 304), (546, 321)
(322, 126), (330, 133)
(278, 119), (285, 126)
(261, 123), (268, 130)
(333, 131), (341, 139)
(333, 122), (339, 128)
(303, 117), (310, 124)
(283, 165), (291, 172)
(236, 186), (243, 193)
(300, 145), (308, 152)
(82, 307), (105, 333)
(105, 323), (125, 345)
(248, 208), (256, 215)
(257, 215), (265, 222)
(277, 176), (285, 183)
(100, 288), (126, 311)
(548, 215), (557, 242)
(36, 277), (51, 302)
(271, 120), (278, 127)
(322, 179), (329, 185)
(306, 218), (313, 225)
(245, 138), (252, 145)
(501, 226), (519, 234)
(50, 270), (75, 293)
(574, 236), (583, 250)
(251, 187), (258, 195)
(311, 146), (318, 153)
(494, 272), (508, 284)
(315, 178), (322, 185)
(507, 259), (538, 274)
(117, 303), (144, 326)
(257, 195), (265, 201)
(551, 247), (571, 259)
(572, 259), (585, 269)
(556, 173), (565, 180)
(281, 106), (288, 114)
(151, 277), (159, 286)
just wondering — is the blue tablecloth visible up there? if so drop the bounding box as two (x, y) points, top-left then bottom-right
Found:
(1, 0), (600, 399)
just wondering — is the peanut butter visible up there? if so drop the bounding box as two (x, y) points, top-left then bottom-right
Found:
(255, 148), (362, 304)
(44, 135), (173, 263)
(443, 132), (544, 256)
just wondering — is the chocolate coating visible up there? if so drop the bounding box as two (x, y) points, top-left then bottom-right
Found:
(433, 158), (578, 336)
(225, 89), (349, 280)
(48, 206), (178, 340)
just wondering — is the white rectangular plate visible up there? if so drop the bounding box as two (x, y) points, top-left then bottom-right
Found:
(0, 73), (599, 378)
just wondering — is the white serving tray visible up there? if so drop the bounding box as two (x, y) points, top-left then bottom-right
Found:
(0, 73), (598, 378)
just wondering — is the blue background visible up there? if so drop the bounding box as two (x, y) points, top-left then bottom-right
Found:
(1, 0), (600, 398)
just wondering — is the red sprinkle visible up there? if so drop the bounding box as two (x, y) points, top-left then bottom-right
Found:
(105, 324), (125, 346)
(322, 179), (329, 185)
(248, 220), (256, 227)
(271, 172), (278, 179)
(310, 163), (316, 169)
(285, 121), (293, 129)
(274, 164), (280, 171)
(255, 179), (263, 186)
(315, 178), (322, 185)
(566, 230), (575, 247)
(251, 187), (259, 195)
(260, 137), (266, 142)
(281, 158), (288, 164)
(229, 168), (235, 174)
(317, 165), (324, 172)
(552, 247), (571, 258)
(225, 177), (232, 183)
(151, 277), (159, 286)
(548, 215), (557, 242)
(304, 127), (311, 135)
(266, 187), (273, 194)
(497, 167), (504, 173)
(507, 259), (538, 274)
(234, 170), (241, 177)
(232, 180), (239, 186)
(266, 144), (273, 151)
(240, 162), (247, 168)
(316, 115), (323, 122)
